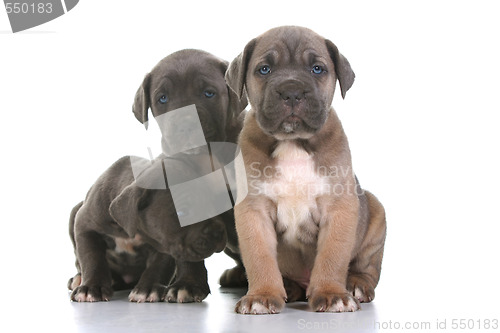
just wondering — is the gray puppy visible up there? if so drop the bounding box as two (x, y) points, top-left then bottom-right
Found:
(132, 49), (249, 288)
(68, 156), (227, 303)
(69, 49), (248, 302)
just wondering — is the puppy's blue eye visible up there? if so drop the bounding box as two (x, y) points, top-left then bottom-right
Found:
(259, 65), (271, 75)
(204, 91), (215, 98)
(158, 95), (168, 104)
(312, 65), (324, 74)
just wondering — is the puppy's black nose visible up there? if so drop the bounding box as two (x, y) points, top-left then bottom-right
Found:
(277, 80), (306, 107)
(279, 89), (304, 102)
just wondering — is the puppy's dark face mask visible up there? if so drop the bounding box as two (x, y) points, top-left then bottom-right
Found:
(149, 66), (229, 144)
(250, 42), (335, 139)
(133, 50), (247, 146)
(139, 190), (228, 261)
(225, 26), (355, 140)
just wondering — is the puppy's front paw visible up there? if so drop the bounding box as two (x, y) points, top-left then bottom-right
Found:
(347, 273), (375, 303)
(235, 295), (285, 314)
(129, 284), (167, 303)
(308, 292), (360, 312)
(71, 285), (113, 302)
(165, 281), (210, 303)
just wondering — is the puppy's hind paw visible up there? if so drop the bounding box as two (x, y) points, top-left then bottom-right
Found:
(235, 295), (285, 314)
(346, 273), (376, 303)
(219, 265), (248, 288)
(67, 273), (82, 290)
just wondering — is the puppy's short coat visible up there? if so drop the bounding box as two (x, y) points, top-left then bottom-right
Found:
(68, 49), (248, 302)
(68, 156), (227, 302)
(133, 50), (248, 285)
(226, 26), (387, 314)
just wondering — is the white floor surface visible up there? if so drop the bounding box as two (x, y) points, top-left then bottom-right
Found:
(6, 250), (496, 333)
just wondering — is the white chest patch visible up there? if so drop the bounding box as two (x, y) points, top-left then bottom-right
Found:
(114, 234), (143, 255)
(258, 141), (329, 246)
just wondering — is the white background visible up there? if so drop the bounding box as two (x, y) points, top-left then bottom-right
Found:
(1, 0), (499, 331)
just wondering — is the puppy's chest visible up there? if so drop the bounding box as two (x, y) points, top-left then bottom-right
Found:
(106, 234), (144, 256)
(115, 235), (144, 254)
(258, 141), (329, 246)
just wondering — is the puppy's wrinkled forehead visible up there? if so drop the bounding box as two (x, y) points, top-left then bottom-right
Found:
(152, 67), (222, 92)
(252, 27), (330, 66)
(152, 54), (224, 88)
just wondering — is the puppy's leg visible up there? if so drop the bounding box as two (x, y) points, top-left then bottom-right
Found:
(165, 261), (211, 303)
(71, 230), (113, 302)
(128, 252), (176, 303)
(234, 204), (286, 314)
(307, 196), (361, 312)
(219, 248), (247, 288)
(347, 190), (386, 303)
(68, 202), (83, 291)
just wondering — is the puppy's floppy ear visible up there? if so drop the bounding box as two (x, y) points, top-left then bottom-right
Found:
(225, 38), (257, 101)
(325, 39), (355, 99)
(109, 184), (149, 237)
(220, 60), (248, 120)
(132, 73), (151, 129)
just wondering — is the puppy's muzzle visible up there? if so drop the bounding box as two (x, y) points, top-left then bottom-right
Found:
(192, 221), (227, 256)
(273, 80), (310, 133)
(280, 115), (302, 133)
